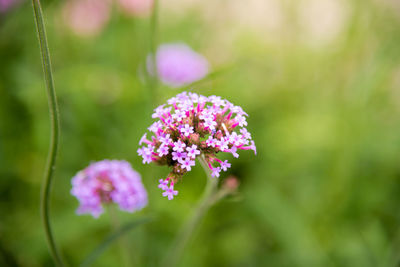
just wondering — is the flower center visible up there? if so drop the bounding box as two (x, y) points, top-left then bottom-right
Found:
(97, 175), (115, 203)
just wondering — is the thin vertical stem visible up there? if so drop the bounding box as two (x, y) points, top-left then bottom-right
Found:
(162, 155), (218, 267)
(31, 0), (63, 266)
(109, 207), (135, 267)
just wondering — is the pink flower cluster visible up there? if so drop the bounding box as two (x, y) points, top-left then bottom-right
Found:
(71, 160), (148, 218)
(138, 92), (256, 200)
(147, 43), (209, 88)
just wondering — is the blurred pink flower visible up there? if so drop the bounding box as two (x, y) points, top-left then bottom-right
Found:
(147, 43), (209, 88)
(0, 0), (19, 13)
(117, 0), (153, 17)
(62, 0), (111, 37)
(71, 160), (148, 218)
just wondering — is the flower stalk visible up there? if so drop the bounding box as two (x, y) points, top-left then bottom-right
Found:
(109, 206), (135, 267)
(31, 0), (64, 265)
(162, 155), (220, 267)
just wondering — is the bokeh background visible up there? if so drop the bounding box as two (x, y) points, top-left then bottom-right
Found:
(2, 0), (400, 266)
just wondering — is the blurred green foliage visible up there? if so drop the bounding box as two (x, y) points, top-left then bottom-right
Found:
(2, 0), (400, 266)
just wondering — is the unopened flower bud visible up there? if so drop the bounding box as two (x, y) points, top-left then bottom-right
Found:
(214, 130), (223, 140)
(190, 133), (200, 144)
(223, 176), (240, 192)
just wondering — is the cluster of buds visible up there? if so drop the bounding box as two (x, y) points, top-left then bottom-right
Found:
(71, 160), (148, 218)
(138, 92), (256, 200)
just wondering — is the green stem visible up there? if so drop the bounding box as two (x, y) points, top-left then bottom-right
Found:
(109, 207), (135, 267)
(162, 155), (218, 267)
(31, 1), (64, 266)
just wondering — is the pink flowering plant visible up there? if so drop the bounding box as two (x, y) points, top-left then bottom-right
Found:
(138, 91), (256, 200)
(31, 0), (252, 263)
(71, 160), (148, 218)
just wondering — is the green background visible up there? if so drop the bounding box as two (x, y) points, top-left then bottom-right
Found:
(2, 0), (400, 266)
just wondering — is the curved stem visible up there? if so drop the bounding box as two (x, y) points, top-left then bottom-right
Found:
(162, 155), (218, 267)
(31, 1), (64, 266)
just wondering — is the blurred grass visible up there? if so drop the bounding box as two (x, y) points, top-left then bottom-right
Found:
(2, 0), (400, 266)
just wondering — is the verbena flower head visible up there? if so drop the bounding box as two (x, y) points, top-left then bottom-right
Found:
(138, 92), (256, 200)
(71, 160), (147, 218)
(147, 43), (209, 88)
